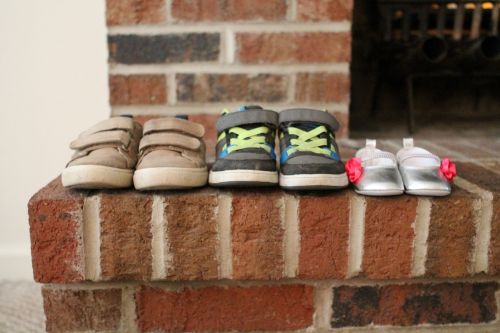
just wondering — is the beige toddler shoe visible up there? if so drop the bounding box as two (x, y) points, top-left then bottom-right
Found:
(133, 117), (208, 190)
(62, 116), (142, 189)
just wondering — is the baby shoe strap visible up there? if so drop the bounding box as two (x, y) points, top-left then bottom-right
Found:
(143, 117), (205, 138)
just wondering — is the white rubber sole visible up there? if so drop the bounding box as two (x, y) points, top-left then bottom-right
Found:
(405, 189), (450, 196)
(355, 189), (405, 196)
(62, 165), (133, 189)
(279, 173), (349, 190)
(209, 169), (278, 186)
(134, 167), (208, 190)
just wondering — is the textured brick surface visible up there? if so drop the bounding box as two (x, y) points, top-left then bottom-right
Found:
(297, 0), (353, 21)
(171, 0), (287, 21)
(426, 187), (476, 277)
(136, 284), (314, 332)
(456, 162), (500, 275)
(106, 0), (165, 26)
(28, 177), (85, 283)
(164, 191), (219, 280)
(298, 193), (349, 278)
(109, 74), (166, 105)
(176, 73), (288, 103)
(100, 191), (152, 280)
(295, 73), (350, 103)
(332, 282), (498, 327)
(363, 196), (417, 279)
(236, 32), (351, 64)
(231, 190), (284, 279)
(43, 288), (122, 333)
(108, 34), (220, 64)
(334, 112), (349, 139)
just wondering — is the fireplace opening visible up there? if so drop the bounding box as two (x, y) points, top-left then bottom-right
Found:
(350, 0), (500, 136)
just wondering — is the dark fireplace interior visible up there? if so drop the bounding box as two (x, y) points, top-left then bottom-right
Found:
(350, 0), (500, 137)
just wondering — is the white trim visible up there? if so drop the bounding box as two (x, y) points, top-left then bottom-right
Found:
(411, 198), (431, 277)
(83, 194), (101, 281)
(347, 194), (366, 278)
(107, 21), (351, 35)
(151, 195), (166, 280)
(217, 192), (233, 279)
(109, 63), (350, 75)
(283, 194), (300, 278)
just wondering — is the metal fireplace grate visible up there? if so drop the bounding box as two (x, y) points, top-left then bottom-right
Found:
(371, 0), (500, 132)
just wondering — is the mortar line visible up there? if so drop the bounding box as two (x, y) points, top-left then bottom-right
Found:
(107, 21), (351, 34)
(217, 192), (233, 279)
(286, 0), (298, 21)
(283, 194), (300, 278)
(83, 194), (101, 281)
(347, 194), (366, 278)
(411, 198), (431, 277)
(108, 63), (350, 75)
(151, 195), (166, 280)
(111, 102), (349, 116)
(313, 282), (334, 330)
(120, 286), (138, 333)
(224, 27), (235, 64)
(167, 73), (177, 105)
(454, 176), (493, 274)
(287, 73), (297, 103)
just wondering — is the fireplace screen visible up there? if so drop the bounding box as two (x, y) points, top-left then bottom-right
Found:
(350, 0), (500, 133)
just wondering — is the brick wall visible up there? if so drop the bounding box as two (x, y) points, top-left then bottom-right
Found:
(106, 0), (352, 139)
(29, 136), (500, 332)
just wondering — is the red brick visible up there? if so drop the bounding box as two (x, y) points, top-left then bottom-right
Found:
(109, 74), (166, 105)
(334, 111), (349, 138)
(164, 191), (219, 280)
(332, 282), (498, 327)
(426, 187), (477, 277)
(295, 73), (350, 103)
(298, 193), (349, 278)
(189, 113), (218, 161)
(363, 196), (417, 279)
(297, 0), (353, 21)
(106, 0), (165, 26)
(136, 284), (314, 332)
(100, 191), (153, 280)
(236, 32), (351, 64)
(43, 288), (122, 332)
(171, 0), (286, 21)
(176, 73), (288, 103)
(455, 162), (500, 275)
(231, 190), (284, 279)
(28, 177), (85, 283)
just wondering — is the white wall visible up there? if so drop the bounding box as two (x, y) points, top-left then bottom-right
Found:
(0, 0), (109, 279)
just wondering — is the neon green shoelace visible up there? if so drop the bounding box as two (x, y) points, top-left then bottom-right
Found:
(218, 126), (271, 154)
(286, 126), (331, 156)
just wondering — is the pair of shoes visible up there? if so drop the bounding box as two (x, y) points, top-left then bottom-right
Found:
(346, 138), (456, 196)
(209, 106), (348, 190)
(62, 115), (208, 190)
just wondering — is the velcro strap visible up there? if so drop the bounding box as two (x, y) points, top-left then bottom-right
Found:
(80, 117), (135, 137)
(139, 132), (201, 151)
(279, 108), (340, 132)
(216, 110), (278, 132)
(143, 117), (205, 138)
(70, 131), (130, 150)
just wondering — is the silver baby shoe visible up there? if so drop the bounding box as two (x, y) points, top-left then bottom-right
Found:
(345, 139), (404, 196)
(396, 138), (455, 196)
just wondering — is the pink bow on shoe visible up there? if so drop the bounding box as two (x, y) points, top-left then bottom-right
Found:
(345, 158), (363, 183)
(439, 158), (456, 182)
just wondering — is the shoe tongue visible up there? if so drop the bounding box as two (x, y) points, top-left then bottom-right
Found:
(237, 105), (263, 112)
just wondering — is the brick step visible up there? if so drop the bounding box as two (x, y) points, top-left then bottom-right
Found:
(42, 281), (499, 332)
(28, 159), (500, 284)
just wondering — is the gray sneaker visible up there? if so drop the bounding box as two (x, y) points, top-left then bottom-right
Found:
(208, 105), (279, 187)
(278, 108), (348, 190)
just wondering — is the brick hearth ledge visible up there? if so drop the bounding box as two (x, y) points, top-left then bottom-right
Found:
(29, 139), (500, 332)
